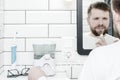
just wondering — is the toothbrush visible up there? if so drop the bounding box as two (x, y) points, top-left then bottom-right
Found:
(13, 32), (18, 45)
(100, 33), (103, 37)
(11, 32), (18, 68)
(99, 32), (106, 41)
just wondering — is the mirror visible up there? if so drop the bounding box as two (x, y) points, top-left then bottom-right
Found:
(77, 0), (114, 55)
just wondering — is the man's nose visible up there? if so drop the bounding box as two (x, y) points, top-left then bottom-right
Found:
(99, 20), (103, 25)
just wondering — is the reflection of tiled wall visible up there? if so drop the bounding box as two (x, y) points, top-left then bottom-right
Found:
(0, 53), (4, 74)
(3, 0), (88, 79)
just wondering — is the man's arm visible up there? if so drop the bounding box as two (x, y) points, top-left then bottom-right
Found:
(28, 67), (46, 80)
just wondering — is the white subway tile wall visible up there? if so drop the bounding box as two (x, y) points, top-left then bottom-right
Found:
(0, 39), (3, 52)
(0, 53), (4, 68)
(49, 24), (76, 37)
(4, 0), (48, 10)
(5, 11), (25, 24)
(4, 52), (33, 65)
(26, 11), (71, 24)
(0, 27), (4, 38)
(4, 25), (48, 37)
(0, 0), (4, 74)
(50, 0), (76, 10)
(72, 65), (83, 79)
(4, 38), (25, 51)
(3, 0), (86, 79)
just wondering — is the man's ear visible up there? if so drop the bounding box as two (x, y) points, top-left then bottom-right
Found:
(112, 10), (120, 20)
(112, 10), (116, 15)
(113, 9), (120, 16)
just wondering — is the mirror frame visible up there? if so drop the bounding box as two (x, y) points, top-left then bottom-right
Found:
(77, 0), (91, 55)
(77, 0), (112, 55)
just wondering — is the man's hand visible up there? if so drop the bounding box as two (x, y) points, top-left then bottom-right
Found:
(28, 67), (46, 80)
(96, 34), (107, 47)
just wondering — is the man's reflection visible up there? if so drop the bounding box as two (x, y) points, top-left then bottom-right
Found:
(83, 2), (119, 49)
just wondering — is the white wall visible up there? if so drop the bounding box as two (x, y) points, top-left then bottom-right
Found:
(3, 0), (88, 79)
(0, 0), (4, 74)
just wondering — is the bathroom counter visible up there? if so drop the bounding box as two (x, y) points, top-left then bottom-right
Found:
(0, 72), (72, 80)
(0, 67), (28, 80)
(0, 66), (73, 80)
(0, 71), (28, 80)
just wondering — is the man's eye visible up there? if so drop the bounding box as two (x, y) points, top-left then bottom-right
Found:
(103, 17), (108, 20)
(94, 18), (99, 20)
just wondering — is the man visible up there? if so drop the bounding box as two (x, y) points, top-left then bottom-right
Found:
(83, 2), (119, 49)
(79, 0), (120, 80)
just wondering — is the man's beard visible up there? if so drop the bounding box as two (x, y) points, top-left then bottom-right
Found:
(91, 25), (108, 36)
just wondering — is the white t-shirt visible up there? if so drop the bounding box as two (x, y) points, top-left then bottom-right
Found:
(38, 76), (47, 80)
(38, 76), (70, 80)
(83, 32), (119, 49)
(79, 40), (120, 80)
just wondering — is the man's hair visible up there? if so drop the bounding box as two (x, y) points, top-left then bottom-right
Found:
(88, 2), (110, 15)
(112, 0), (120, 13)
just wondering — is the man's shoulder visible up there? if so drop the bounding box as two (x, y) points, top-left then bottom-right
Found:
(91, 40), (120, 54)
(105, 34), (118, 39)
(83, 32), (90, 36)
(105, 34), (119, 43)
(83, 32), (93, 39)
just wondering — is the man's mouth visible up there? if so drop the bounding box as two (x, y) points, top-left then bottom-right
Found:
(95, 27), (105, 34)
